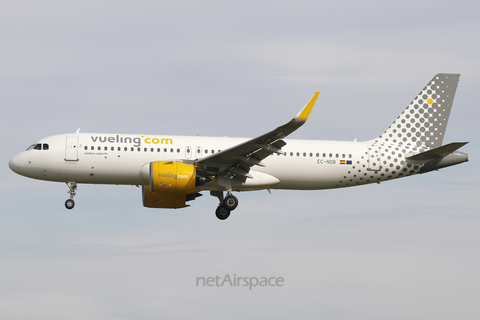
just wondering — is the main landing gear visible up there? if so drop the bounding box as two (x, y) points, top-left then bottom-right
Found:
(212, 191), (239, 220)
(65, 182), (77, 209)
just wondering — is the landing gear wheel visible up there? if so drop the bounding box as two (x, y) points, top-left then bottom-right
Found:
(65, 182), (77, 210)
(65, 199), (75, 210)
(215, 206), (231, 220)
(223, 195), (238, 211)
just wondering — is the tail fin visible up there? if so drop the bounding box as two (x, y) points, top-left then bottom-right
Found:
(375, 74), (460, 148)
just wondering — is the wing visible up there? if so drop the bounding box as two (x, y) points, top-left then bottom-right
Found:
(193, 92), (320, 190)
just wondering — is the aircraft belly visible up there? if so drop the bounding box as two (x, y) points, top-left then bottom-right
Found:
(36, 158), (145, 185)
(233, 171), (280, 191)
(255, 159), (349, 190)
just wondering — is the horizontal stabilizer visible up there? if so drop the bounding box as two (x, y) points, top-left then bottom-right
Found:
(406, 142), (468, 161)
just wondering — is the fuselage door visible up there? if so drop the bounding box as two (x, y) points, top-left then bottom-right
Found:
(367, 145), (381, 171)
(185, 146), (192, 159)
(65, 136), (79, 161)
(195, 146), (202, 159)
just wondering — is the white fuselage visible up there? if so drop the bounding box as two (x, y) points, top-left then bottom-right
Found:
(10, 133), (388, 191)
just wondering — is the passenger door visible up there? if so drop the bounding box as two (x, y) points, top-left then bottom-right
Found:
(65, 137), (79, 161)
(185, 146), (192, 159)
(195, 146), (202, 159)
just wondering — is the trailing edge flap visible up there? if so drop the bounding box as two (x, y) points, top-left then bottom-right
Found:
(406, 142), (468, 161)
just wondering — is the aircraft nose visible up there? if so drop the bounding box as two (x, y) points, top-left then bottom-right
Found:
(9, 153), (22, 173)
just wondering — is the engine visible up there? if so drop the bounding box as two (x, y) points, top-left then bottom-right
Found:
(140, 161), (208, 209)
(142, 185), (189, 208)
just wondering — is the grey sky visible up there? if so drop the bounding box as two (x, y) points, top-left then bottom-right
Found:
(1, 1), (479, 319)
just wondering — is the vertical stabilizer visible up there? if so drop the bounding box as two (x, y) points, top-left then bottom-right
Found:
(375, 74), (460, 148)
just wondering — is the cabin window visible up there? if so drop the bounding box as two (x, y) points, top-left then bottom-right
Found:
(111, 147), (114, 151)
(177, 148), (180, 153)
(157, 148), (160, 152)
(171, 148), (174, 153)
(91, 146), (95, 150)
(84, 146), (88, 150)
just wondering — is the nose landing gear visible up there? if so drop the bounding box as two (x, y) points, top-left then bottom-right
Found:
(65, 182), (77, 209)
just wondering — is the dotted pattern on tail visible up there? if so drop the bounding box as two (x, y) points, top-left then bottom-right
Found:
(335, 144), (426, 188)
(335, 74), (460, 188)
(375, 74), (460, 148)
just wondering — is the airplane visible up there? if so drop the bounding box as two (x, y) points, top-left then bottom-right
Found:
(9, 74), (469, 220)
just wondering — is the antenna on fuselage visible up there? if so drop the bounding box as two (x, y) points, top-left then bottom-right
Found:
(75, 128), (80, 133)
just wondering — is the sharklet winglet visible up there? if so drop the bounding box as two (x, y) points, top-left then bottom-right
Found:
(294, 92), (320, 121)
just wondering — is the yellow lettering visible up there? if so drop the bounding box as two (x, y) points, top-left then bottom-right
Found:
(152, 138), (159, 144)
(145, 138), (151, 144)
(161, 138), (173, 144)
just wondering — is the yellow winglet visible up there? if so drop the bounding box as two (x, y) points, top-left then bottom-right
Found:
(295, 92), (320, 121)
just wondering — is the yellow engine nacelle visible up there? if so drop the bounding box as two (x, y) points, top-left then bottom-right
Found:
(142, 185), (189, 209)
(149, 161), (197, 194)
(140, 161), (207, 209)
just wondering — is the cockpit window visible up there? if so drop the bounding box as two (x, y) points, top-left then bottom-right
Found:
(27, 143), (42, 150)
(26, 143), (48, 151)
